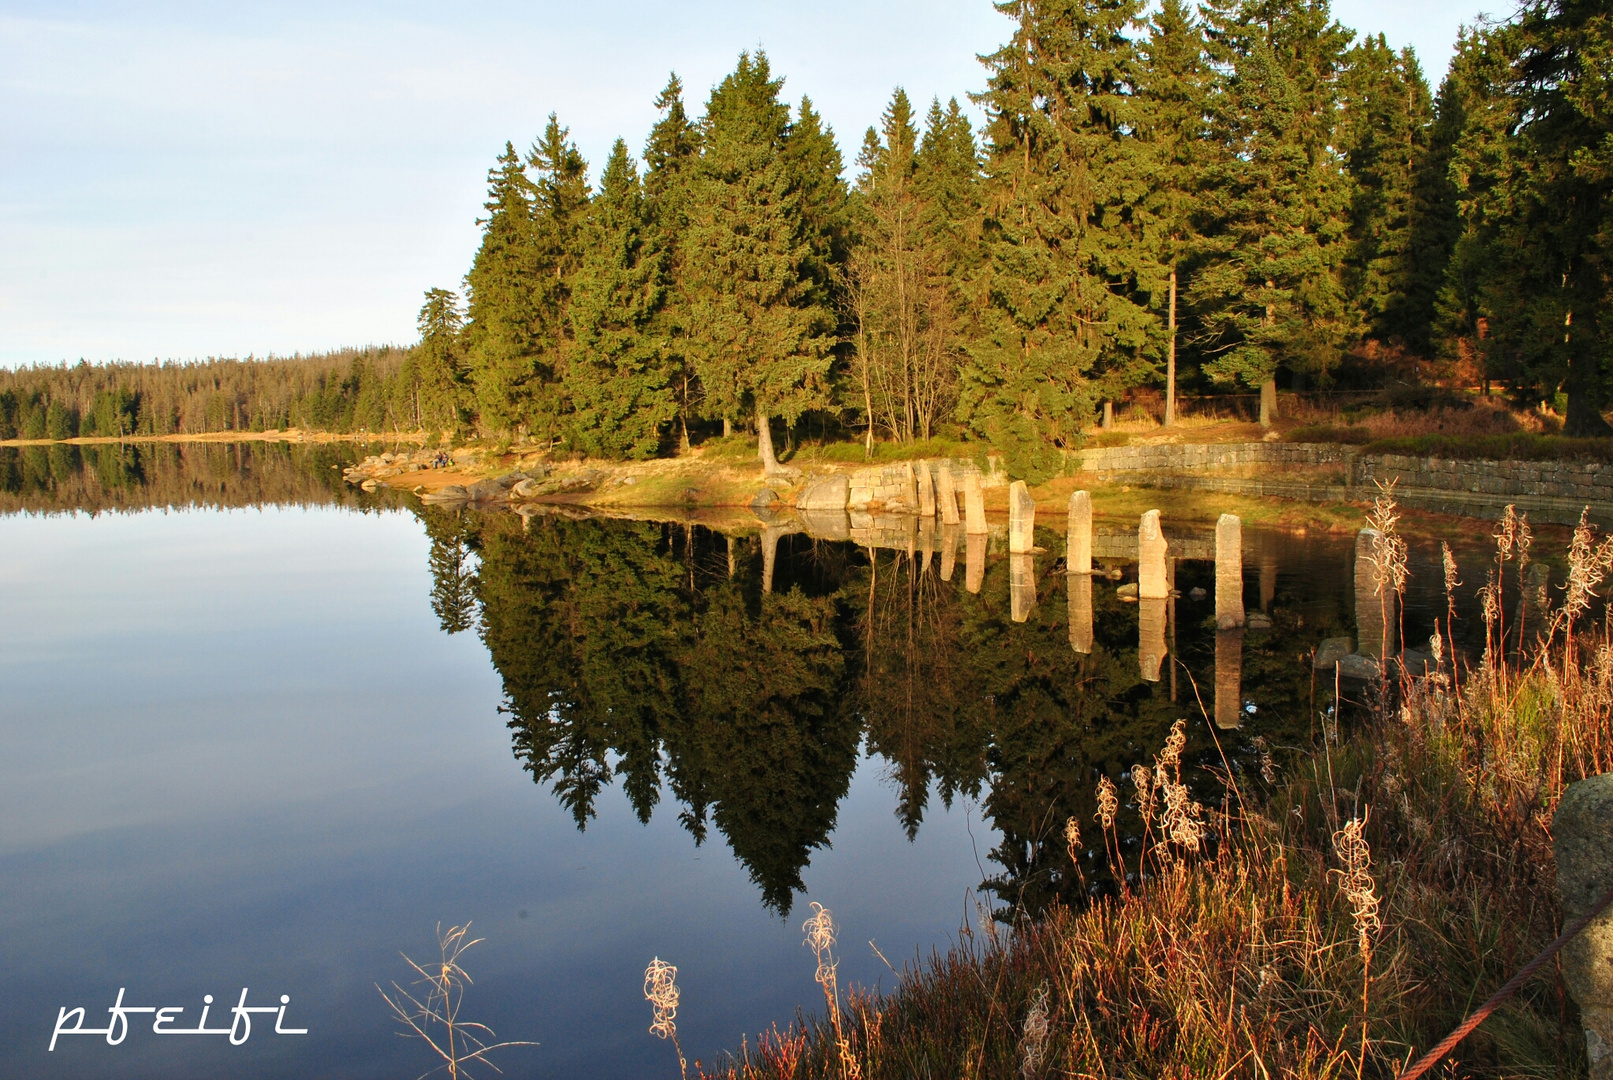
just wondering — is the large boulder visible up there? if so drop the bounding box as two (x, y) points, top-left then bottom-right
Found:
(795, 475), (850, 511)
(1556, 773), (1613, 1079)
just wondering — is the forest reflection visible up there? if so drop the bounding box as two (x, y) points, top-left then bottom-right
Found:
(0, 440), (394, 515)
(419, 508), (1358, 917)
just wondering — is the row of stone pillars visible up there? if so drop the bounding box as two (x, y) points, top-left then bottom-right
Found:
(1046, 492), (1250, 729)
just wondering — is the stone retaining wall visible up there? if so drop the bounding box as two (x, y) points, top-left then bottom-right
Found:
(1080, 442), (1350, 474)
(1080, 442), (1613, 526)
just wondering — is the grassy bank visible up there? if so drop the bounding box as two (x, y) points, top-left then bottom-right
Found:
(687, 501), (1613, 1079)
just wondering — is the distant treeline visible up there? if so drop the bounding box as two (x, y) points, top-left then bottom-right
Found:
(0, 347), (426, 441)
(9, 0), (1612, 472)
(0, 441), (401, 516)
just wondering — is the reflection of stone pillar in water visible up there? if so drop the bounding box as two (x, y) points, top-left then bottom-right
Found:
(1355, 528), (1394, 659)
(762, 527), (781, 594)
(1068, 570), (1093, 653)
(919, 516), (935, 575)
(1215, 629), (1244, 730)
(940, 523), (959, 581)
(963, 472), (988, 535)
(1260, 549), (1276, 612)
(904, 515), (917, 563)
(1215, 514), (1245, 629)
(1138, 510), (1169, 599)
(1139, 597), (1168, 681)
(936, 463), (961, 525)
(916, 460), (936, 517)
(1010, 553), (1036, 622)
(1169, 560), (1179, 701)
(966, 531), (986, 594)
(1008, 480), (1036, 553)
(1067, 490), (1092, 573)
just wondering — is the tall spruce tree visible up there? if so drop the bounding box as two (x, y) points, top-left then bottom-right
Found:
(1339, 35), (1435, 350)
(463, 143), (539, 431)
(1139, 0), (1212, 424)
(1192, 0), (1354, 419)
(412, 287), (468, 433)
(682, 52), (837, 474)
(566, 140), (676, 458)
(523, 115), (591, 442)
(966, 0), (1162, 478)
(643, 75), (702, 444)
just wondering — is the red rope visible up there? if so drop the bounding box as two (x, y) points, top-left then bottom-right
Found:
(1396, 879), (1613, 1080)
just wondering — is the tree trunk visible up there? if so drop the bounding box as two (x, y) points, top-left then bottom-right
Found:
(1102, 400), (1113, 430)
(756, 408), (780, 472)
(722, 417), (732, 438)
(1564, 313), (1613, 436)
(1258, 379), (1278, 428)
(1164, 270), (1178, 427)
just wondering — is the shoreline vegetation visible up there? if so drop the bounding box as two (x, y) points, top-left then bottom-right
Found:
(672, 497), (1613, 1080)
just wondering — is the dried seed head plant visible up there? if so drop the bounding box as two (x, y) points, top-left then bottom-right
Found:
(802, 902), (861, 1080)
(376, 923), (537, 1080)
(644, 957), (687, 1080)
(1063, 816), (1081, 864)
(1018, 982), (1051, 1080)
(1095, 776), (1118, 830)
(1332, 812), (1381, 1080)
(1366, 485), (1409, 663)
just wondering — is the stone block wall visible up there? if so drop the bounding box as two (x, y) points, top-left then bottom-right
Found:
(1078, 442), (1350, 474)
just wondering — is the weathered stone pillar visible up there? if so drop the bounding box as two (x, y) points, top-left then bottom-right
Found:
(919, 516), (935, 575)
(1215, 629), (1244, 730)
(902, 461), (920, 511)
(727, 534), (736, 578)
(1555, 773), (1613, 1079)
(1138, 510), (1169, 599)
(1067, 490), (1092, 574)
(936, 463), (961, 525)
(1102, 399), (1114, 430)
(1068, 569), (1092, 654)
(1216, 514), (1245, 630)
(1355, 528), (1390, 660)
(963, 471), (988, 535)
(1010, 553), (1036, 623)
(916, 460), (936, 517)
(966, 530), (986, 594)
(1008, 480), (1036, 554)
(1139, 597), (1168, 682)
(940, 523), (959, 582)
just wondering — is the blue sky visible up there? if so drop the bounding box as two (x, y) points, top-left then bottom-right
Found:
(1, 0), (1512, 367)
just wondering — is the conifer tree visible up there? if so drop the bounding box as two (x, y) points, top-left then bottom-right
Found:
(643, 75), (703, 444)
(523, 115), (591, 442)
(1191, 0), (1353, 419)
(682, 52), (836, 474)
(1139, 0), (1212, 424)
(965, 0), (1162, 478)
(412, 287), (468, 433)
(463, 143), (539, 432)
(1339, 35), (1435, 350)
(566, 140), (676, 458)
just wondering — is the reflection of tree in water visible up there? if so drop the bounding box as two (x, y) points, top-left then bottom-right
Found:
(423, 511), (1348, 918)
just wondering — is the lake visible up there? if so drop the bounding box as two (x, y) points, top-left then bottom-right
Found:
(0, 442), (1541, 1079)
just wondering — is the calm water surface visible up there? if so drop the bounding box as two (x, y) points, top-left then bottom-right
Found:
(0, 443), (1536, 1079)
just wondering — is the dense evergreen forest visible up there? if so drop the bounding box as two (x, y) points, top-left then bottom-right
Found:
(6, 0), (1612, 463)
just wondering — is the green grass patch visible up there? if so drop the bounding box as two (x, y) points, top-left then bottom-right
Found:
(1090, 431), (1132, 448)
